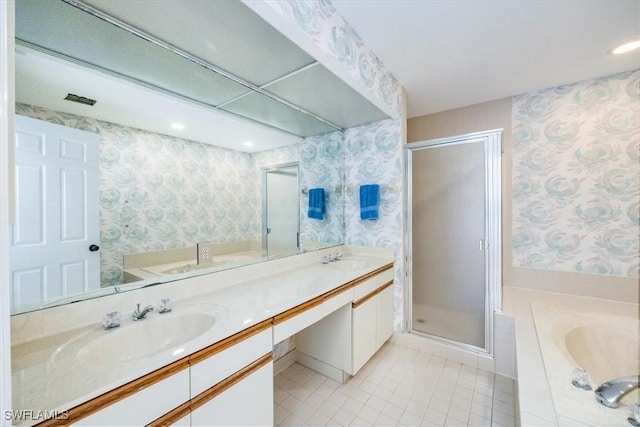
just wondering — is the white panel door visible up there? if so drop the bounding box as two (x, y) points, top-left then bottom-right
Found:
(10, 115), (100, 308)
(265, 165), (299, 257)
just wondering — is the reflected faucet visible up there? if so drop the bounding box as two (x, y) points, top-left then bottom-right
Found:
(132, 303), (154, 321)
(595, 375), (640, 408)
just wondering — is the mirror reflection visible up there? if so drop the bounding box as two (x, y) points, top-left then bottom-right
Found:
(9, 0), (386, 314)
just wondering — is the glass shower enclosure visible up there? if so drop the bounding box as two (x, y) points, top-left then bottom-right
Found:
(406, 130), (501, 352)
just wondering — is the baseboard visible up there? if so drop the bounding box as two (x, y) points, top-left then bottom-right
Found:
(296, 351), (350, 384)
(273, 349), (297, 376)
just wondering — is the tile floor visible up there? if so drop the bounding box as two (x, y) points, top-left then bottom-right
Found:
(274, 342), (516, 427)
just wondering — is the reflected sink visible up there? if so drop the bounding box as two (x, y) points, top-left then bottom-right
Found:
(158, 256), (257, 275)
(53, 311), (218, 366)
(326, 258), (373, 271)
(160, 262), (226, 275)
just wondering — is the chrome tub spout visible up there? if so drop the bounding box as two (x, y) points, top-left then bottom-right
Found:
(595, 375), (640, 408)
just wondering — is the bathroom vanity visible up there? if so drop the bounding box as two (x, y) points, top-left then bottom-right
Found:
(10, 246), (395, 426)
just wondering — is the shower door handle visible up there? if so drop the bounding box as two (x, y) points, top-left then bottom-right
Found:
(479, 239), (485, 251)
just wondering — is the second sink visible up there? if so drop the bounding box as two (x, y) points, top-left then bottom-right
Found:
(326, 258), (373, 272)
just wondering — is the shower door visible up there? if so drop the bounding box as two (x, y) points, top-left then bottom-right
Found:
(407, 130), (501, 352)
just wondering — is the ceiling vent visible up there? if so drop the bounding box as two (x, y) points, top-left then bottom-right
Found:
(64, 93), (97, 106)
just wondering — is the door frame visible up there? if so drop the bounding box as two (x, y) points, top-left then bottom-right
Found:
(261, 161), (300, 257)
(404, 129), (502, 355)
(0, 0), (13, 417)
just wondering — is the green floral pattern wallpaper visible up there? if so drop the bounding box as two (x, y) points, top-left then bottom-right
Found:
(512, 70), (639, 278)
(16, 104), (345, 287)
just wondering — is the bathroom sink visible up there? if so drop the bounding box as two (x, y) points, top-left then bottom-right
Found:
(83, 312), (215, 364)
(53, 311), (217, 366)
(159, 262), (227, 275)
(326, 258), (373, 272)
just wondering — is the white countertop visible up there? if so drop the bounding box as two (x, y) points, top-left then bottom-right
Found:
(11, 246), (394, 423)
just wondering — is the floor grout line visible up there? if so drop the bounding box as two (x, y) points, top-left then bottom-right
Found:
(274, 341), (516, 427)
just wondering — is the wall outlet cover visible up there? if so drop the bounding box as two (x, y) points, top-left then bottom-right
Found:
(197, 241), (213, 264)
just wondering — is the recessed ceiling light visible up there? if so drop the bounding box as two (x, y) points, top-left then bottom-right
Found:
(243, 141), (254, 147)
(610, 39), (640, 55)
(171, 122), (185, 130)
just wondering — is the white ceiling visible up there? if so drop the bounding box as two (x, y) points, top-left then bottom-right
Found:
(333, 0), (640, 118)
(15, 47), (301, 153)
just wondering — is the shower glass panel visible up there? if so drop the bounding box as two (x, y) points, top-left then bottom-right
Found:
(410, 140), (486, 349)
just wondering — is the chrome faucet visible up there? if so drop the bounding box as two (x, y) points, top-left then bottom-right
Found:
(595, 375), (640, 408)
(132, 303), (154, 321)
(322, 252), (344, 264)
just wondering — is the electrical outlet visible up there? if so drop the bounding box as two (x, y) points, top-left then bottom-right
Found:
(197, 242), (213, 265)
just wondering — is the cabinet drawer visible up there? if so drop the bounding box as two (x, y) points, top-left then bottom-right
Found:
(190, 324), (272, 397)
(323, 286), (353, 315)
(190, 361), (273, 426)
(273, 297), (324, 343)
(352, 268), (393, 301)
(74, 368), (190, 426)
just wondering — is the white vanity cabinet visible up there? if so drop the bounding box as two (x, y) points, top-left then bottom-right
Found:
(28, 257), (394, 427)
(190, 361), (273, 427)
(69, 360), (191, 427)
(188, 321), (273, 427)
(376, 282), (395, 348)
(296, 266), (394, 379)
(351, 274), (394, 375)
(60, 322), (273, 427)
(351, 293), (378, 374)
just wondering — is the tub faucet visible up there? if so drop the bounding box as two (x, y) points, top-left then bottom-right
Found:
(595, 375), (640, 408)
(132, 303), (154, 321)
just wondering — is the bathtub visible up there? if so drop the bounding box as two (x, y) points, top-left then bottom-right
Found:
(531, 300), (639, 426)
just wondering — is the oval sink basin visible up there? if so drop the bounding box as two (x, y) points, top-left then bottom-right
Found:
(160, 262), (226, 275)
(83, 313), (215, 365)
(326, 258), (373, 271)
(53, 312), (217, 366)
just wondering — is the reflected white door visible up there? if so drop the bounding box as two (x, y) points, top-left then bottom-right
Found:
(10, 115), (100, 308)
(264, 164), (299, 257)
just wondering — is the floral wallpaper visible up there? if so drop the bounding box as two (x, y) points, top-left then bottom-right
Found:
(264, 0), (401, 117)
(300, 130), (345, 246)
(16, 103), (261, 287)
(512, 70), (639, 278)
(344, 118), (404, 330)
(16, 103), (349, 287)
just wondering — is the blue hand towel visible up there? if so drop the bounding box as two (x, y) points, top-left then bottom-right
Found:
(308, 188), (325, 220)
(360, 184), (380, 220)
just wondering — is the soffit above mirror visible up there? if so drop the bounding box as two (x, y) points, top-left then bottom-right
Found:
(15, 0), (389, 144)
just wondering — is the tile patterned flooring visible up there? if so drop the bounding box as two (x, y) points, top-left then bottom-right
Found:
(274, 342), (516, 427)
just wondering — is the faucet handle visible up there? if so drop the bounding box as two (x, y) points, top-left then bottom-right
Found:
(571, 368), (592, 390)
(159, 297), (172, 313)
(629, 403), (640, 427)
(102, 311), (120, 329)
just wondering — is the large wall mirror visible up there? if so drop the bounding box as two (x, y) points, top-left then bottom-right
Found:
(11, 0), (388, 314)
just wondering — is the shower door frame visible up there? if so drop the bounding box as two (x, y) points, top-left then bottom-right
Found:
(404, 129), (502, 355)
